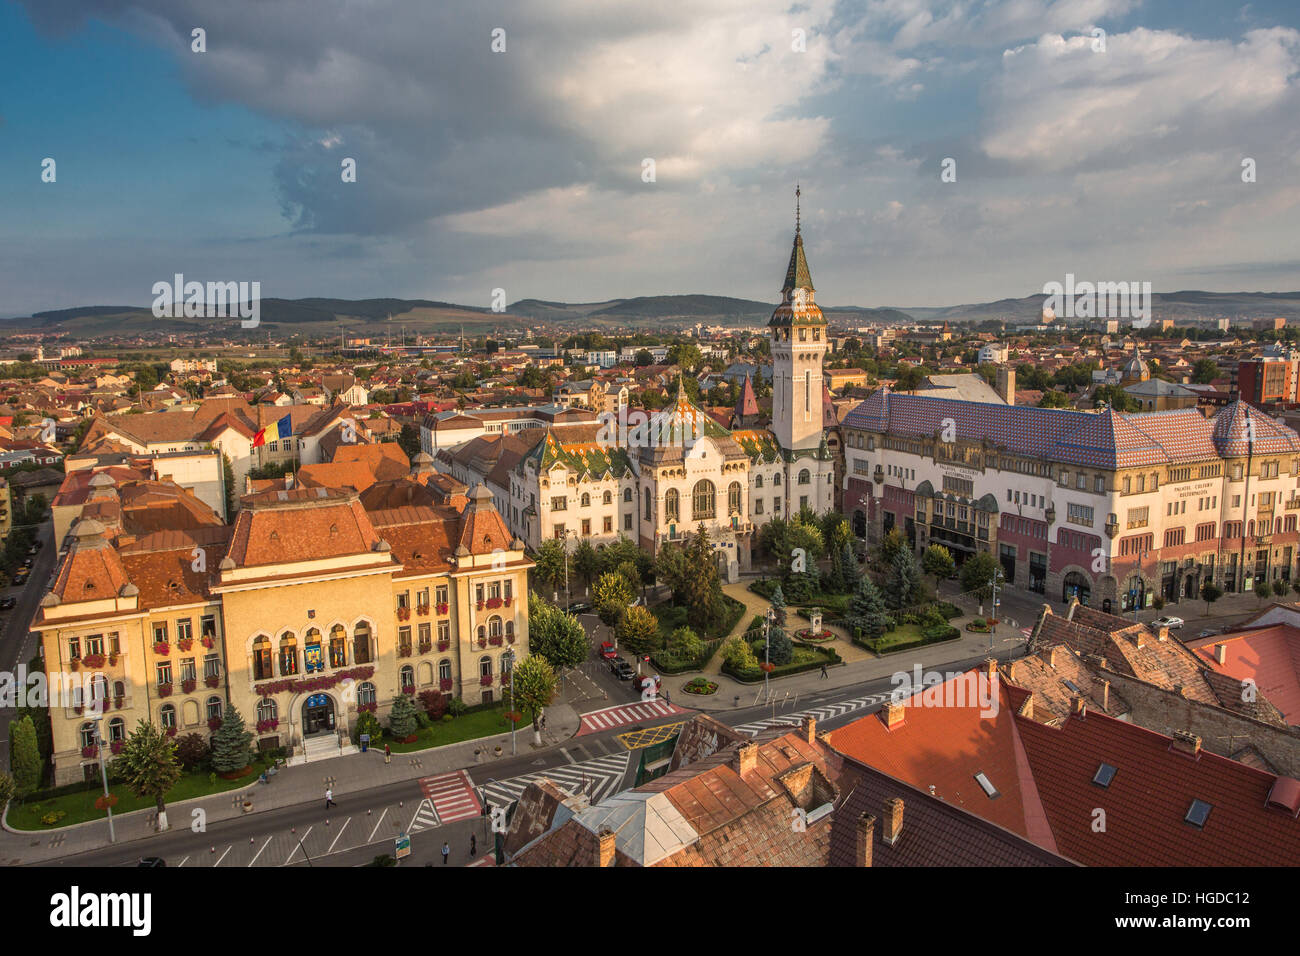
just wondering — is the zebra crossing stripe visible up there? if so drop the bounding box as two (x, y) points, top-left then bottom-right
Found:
(480, 753), (630, 809)
(734, 693), (893, 737)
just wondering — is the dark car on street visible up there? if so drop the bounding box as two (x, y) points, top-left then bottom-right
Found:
(567, 601), (593, 614)
(609, 659), (636, 680)
(12, 571), (28, 586)
(0, 597), (15, 611)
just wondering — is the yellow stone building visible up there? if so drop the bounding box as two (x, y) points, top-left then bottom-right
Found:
(35, 475), (531, 785)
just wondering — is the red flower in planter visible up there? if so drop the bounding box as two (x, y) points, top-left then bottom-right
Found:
(200, 636), (214, 649)
(205, 675), (220, 688)
(208, 716), (223, 732)
(436, 603), (448, 615)
(503, 596), (512, 607)
(153, 642), (170, 656)
(439, 677), (453, 691)
(397, 606), (411, 621)
(506, 634), (516, 644)
(358, 702), (377, 713)
(81, 744), (98, 759)
(417, 604), (430, 616)
(110, 740), (124, 755)
(82, 653), (106, 669)
(437, 640), (450, 652)
(113, 696), (124, 710)
(477, 637), (487, 649)
(255, 718), (279, 733)
(166, 726), (177, 738)
(401, 683), (415, 696)
(485, 597), (503, 610)
(69, 658), (80, 671)
(476, 600), (484, 611)
(489, 635), (503, 647)
(181, 679), (196, 694)
(108, 653), (119, 666)
(157, 683), (173, 698)
(479, 674), (493, 686)
(177, 638), (193, 651)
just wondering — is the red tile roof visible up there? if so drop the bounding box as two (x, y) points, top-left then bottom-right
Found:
(1188, 624), (1300, 724)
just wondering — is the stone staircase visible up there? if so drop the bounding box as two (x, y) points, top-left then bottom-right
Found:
(288, 732), (358, 766)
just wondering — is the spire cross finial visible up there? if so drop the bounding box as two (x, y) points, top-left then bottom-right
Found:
(795, 183), (801, 233)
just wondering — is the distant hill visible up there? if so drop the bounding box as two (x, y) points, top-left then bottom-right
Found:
(6, 290), (1298, 335)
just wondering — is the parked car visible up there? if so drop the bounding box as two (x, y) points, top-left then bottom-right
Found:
(1152, 615), (1184, 630)
(609, 659), (635, 680)
(12, 571), (28, 586)
(0, 597), (15, 611)
(567, 601), (593, 614)
(599, 641), (618, 660)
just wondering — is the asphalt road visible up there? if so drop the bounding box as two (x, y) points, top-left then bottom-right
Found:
(0, 518), (57, 770)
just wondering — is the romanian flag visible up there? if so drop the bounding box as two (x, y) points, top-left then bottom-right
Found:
(253, 413), (292, 448)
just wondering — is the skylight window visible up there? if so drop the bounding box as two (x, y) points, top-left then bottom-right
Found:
(974, 772), (1000, 799)
(1063, 679), (1082, 695)
(1093, 763), (1117, 788)
(1186, 799), (1212, 828)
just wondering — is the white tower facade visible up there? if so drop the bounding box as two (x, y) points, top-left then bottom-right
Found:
(769, 188), (828, 453)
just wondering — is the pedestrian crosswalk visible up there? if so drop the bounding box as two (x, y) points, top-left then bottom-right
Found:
(577, 700), (689, 735)
(732, 692), (894, 737)
(419, 769), (482, 823)
(479, 752), (631, 810)
(409, 798), (440, 832)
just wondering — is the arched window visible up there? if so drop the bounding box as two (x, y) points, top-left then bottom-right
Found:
(692, 480), (716, 520)
(329, 625), (347, 668)
(257, 698), (277, 723)
(438, 659), (452, 681)
(358, 681), (376, 707)
(278, 632), (298, 676)
(603, 490), (612, 505)
(253, 635), (272, 681)
(160, 704), (176, 729)
(353, 622), (372, 665)
(79, 722), (96, 749)
(774, 472), (782, 486)
(206, 696), (223, 721)
(418, 660), (433, 685)
(113, 680), (125, 700)
(108, 717), (125, 742)
(728, 482), (742, 513)
(489, 616), (503, 638)
(400, 665), (415, 692)
(477, 624), (487, 643)
(798, 469), (810, 485)
(479, 656), (493, 678)
(665, 488), (680, 522)
(581, 493), (591, 507)
(505, 619), (514, 638)
(755, 474), (763, 488)
(624, 487), (632, 503)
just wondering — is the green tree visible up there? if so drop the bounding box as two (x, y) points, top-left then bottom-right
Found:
(721, 634), (759, 673)
(398, 422), (421, 459)
(615, 559), (642, 593)
(769, 583), (787, 627)
(572, 540), (600, 591)
(959, 551), (1000, 604)
(1192, 359), (1219, 384)
(8, 715), (41, 794)
(510, 655), (558, 745)
(593, 571), (635, 627)
(1201, 581), (1223, 615)
(617, 605), (661, 655)
(848, 575), (890, 639)
(681, 526), (723, 630)
(527, 596), (589, 670)
(635, 349), (653, 366)
(667, 626), (703, 662)
(1273, 579), (1291, 598)
(883, 546), (924, 611)
(117, 719), (183, 829)
(655, 542), (688, 602)
(0, 772), (13, 817)
(210, 702), (254, 773)
(895, 364), (924, 393)
(840, 542), (860, 590)
(1038, 390), (1071, 408)
(922, 545), (956, 590)
(531, 540), (567, 596)
(387, 695), (419, 740)
(878, 527), (906, 568)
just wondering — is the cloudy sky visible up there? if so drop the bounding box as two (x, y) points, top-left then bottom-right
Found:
(1, 0), (1297, 316)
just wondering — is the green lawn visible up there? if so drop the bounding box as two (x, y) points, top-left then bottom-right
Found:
(651, 594), (745, 642)
(7, 754), (274, 831)
(376, 706), (536, 754)
(869, 623), (924, 652)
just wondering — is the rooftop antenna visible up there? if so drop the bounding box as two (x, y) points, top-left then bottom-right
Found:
(795, 182), (801, 234)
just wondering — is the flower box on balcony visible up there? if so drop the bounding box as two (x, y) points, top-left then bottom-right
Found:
(479, 675), (493, 686)
(401, 684), (415, 696)
(205, 675), (220, 688)
(81, 744), (98, 759)
(358, 702), (377, 713)
(417, 604), (430, 616)
(177, 638), (193, 652)
(110, 740), (124, 755)
(477, 638), (487, 649)
(436, 603), (449, 615)
(157, 683), (173, 698)
(208, 716), (223, 732)
(201, 636), (214, 649)
(108, 652), (119, 666)
(439, 677), (453, 691)
(503, 596), (512, 607)
(153, 642), (170, 656)
(485, 597), (503, 610)
(437, 640), (450, 652)
(489, 635), (503, 647)
(181, 679), (196, 694)
(166, 726), (177, 738)
(82, 653), (106, 669)
(256, 718), (279, 733)
(506, 634), (516, 644)
(398, 647), (412, 659)
(397, 607), (411, 621)
(418, 643), (432, 655)
(476, 601), (485, 611)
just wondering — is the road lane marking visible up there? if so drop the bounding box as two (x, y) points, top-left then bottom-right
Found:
(213, 845), (231, 867)
(327, 817), (352, 854)
(249, 836), (272, 866)
(284, 826), (312, 866)
(367, 807), (388, 843)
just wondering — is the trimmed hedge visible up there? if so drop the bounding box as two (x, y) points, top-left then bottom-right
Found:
(721, 641), (842, 683)
(854, 624), (960, 655)
(651, 637), (724, 675)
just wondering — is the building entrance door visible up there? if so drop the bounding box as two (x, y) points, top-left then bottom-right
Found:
(302, 694), (335, 737)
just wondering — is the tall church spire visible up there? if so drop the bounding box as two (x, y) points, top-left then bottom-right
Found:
(782, 185), (814, 296)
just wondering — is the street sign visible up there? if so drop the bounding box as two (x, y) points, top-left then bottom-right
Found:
(395, 832), (411, 860)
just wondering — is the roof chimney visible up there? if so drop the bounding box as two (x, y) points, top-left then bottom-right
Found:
(1171, 731), (1202, 757)
(1215, 643), (1227, 665)
(800, 714), (816, 743)
(1071, 696), (1087, 718)
(1157, 626), (1170, 643)
(983, 657), (998, 682)
(1100, 679), (1110, 712)
(855, 813), (875, 867)
(881, 699), (905, 730)
(882, 798), (904, 846)
(596, 826), (616, 867)
(733, 741), (758, 776)
(1045, 645), (1059, 668)
(996, 364), (1015, 405)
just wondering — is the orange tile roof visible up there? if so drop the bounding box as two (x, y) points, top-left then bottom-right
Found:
(1189, 624), (1300, 723)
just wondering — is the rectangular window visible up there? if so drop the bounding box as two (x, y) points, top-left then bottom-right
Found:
(153, 622), (168, 644)
(624, 513), (632, 530)
(1094, 476), (1105, 494)
(1077, 473), (1086, 490)
(553, 524), (566, 539)
(68, 637), (81, 660)
(156, 662), (172, 686)
(582, 518), (591, 536)
(180, 658), (196, 683)
(201, 615), (216, 639)
(437, 621), (450, 642)
(435, 585), (448, 605)
(603, 516), (612, 533)
(1067, 504), (1094, 526)
(1126, 507), (1148, 529)
(203, 655), (219, 679)
(551, 496), (567, 511)
(176, 619), (192, 642)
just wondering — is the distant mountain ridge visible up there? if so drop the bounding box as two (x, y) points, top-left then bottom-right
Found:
(6, 289), (1297, 334)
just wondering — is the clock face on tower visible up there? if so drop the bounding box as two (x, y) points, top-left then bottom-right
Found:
(793, 288), (807, 308)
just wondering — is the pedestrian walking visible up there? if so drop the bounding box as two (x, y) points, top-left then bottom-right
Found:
(325, 787), (336, 809)
(441, 841), (450, 865)
(820, 664), (828, 679)
(663, 689), (671, 706)
(470, 833), (478, 857)
(384, 743), (391, 764)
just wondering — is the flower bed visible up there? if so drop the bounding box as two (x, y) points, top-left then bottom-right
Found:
(254, 665), (374, 698)
(684, 677), (718, 695)
(795, 628), (835, 643)
(218, 765), (255, 780)
(966, 618), (991, 633)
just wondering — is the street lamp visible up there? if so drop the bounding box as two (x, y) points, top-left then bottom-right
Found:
(763, 607), (776, 703)
(91, 708), (115, 844)
(502, 649), (516, 756)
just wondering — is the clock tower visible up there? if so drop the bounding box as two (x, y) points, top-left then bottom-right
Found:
(769, 186), (827, 452)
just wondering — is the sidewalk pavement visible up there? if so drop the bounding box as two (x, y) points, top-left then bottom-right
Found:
(0, 703), (581, 865)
